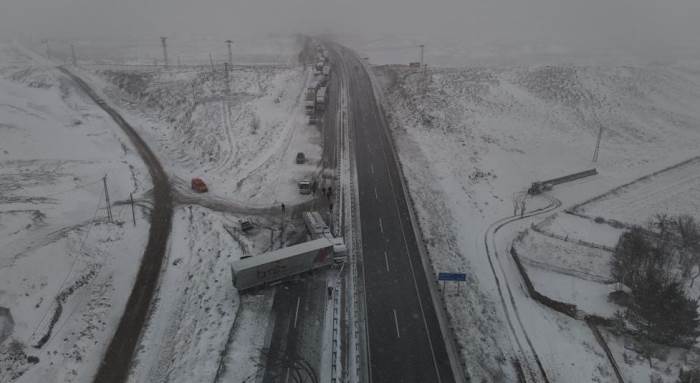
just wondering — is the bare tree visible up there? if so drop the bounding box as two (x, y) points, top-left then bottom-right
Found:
(512, 191), (528, 217)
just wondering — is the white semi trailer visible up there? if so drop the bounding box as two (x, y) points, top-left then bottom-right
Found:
(303, 211), (330, 239)
(231, 237), (345, 291)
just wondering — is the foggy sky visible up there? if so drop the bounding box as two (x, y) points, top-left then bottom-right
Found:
(2, 0), (700, 53)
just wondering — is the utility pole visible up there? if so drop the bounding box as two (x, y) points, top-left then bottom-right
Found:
(160, 37), (168, 68)
(592, 124), (603, 162)
(102, 175), (113, 222)
(224, 62), (230, 92)
(43, 39), (50, 61)
(70, 44), (77, 66)
(209, 53), (215, 73)
(225, 40), (233, 68)
(418, 44), (425, 67)
(130, 193), (136, 226)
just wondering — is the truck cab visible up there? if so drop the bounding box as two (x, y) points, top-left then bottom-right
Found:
(298, 180), (312, 195)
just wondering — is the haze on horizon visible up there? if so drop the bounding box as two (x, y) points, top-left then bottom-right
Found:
(2, 0), (700, 58)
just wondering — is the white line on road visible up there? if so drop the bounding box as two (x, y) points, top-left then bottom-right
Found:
(374, 187), (379, 200)
(384, 251), (390, 271)
(293, 297), (301, 329)
(393, 309), (400, 338)
(370, 163), (374, 174)
(378, 217), (383, 233)
(376, 118), (444, 383)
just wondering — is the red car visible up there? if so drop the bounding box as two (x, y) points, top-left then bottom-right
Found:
(191, 178), (208, 193)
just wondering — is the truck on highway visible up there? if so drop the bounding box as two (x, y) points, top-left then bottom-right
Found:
(304, 87), (316, 115)
(315, 86), (327, 111)
(322, 65), (331, 82)
(303, 211), (330, 239)
(231, 236), (345, 290)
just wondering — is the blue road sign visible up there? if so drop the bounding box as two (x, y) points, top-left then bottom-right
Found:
(438, 272), (466, 282)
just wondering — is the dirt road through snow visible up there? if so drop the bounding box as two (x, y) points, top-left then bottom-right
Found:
(58, 67), (174, 383)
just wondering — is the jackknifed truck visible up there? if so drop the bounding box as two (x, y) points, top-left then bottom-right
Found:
(231, 236), (346, 291)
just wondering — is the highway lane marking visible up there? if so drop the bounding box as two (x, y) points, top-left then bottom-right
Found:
(393, 309), (400, 338)
(375, 117), (444, 383)
(374, 187), (379, 200)
(370, 163), (374, 175)
(293, 297), (301, 329)
(378, 217), (384, 233)
(384, 251), (390, 271)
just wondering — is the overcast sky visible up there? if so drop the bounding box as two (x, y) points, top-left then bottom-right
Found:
(2, 0), (699, 53)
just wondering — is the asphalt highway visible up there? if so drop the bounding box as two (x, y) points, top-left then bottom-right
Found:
(327, 46), (457, 383)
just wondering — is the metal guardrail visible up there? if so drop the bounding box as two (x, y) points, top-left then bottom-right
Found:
(335, 49), (370, 383)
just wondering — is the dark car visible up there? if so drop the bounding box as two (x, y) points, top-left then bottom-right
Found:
(296, 152), (306, 164)
(240, 220), (254, 232)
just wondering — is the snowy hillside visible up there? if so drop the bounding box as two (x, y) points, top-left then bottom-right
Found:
(78, 63), (321, 207)
(374, 63), (700, 382)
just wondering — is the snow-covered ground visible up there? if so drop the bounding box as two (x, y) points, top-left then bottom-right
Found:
(374, 58), (700, 381)
(0, 43), (150, 382)
(535, 213), (621, 250)
(0, 34), (316, 383)
(572, 157), (700, 226)
(74, 59), (321, 208)
(128, 205), (243, 383)
(47, 37), (321, 383)
(514, 229), (613, 284)
(217, 291), (274, 383)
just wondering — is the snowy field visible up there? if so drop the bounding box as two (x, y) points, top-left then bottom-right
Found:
(535, 213), (621, 250)
(0, 43), (150, 382)
(374, 57), (700, 381)
(514, 229), (613, 284)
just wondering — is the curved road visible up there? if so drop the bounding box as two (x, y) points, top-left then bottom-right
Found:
(483, 196), (560, 382)
(58, 67), (174, 383)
